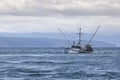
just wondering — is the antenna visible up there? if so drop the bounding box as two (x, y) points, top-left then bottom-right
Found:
(58, 27), (72, 45)
(87, 26), (100, 45)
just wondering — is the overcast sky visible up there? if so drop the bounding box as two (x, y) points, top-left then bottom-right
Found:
(0, 0), (120, 35)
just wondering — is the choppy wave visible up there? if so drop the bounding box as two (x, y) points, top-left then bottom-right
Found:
(0, 47), (120, 80)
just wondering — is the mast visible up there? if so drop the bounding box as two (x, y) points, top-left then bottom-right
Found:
(78, 28), (82, 45)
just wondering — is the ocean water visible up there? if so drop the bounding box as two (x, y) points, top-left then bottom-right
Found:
(0, 47), (120, 80)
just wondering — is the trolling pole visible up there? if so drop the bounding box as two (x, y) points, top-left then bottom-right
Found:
(87, 26), (100, 45)
(58, 28), (72, 45)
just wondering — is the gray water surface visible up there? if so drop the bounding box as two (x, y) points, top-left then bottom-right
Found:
(0, 47), (120, 80)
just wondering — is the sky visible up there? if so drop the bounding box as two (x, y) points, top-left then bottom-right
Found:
(0, 0), (120, 35)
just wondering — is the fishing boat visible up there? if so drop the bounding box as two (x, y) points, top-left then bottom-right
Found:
(58, 26), (100, 53)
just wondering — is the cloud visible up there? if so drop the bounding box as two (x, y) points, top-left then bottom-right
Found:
(0, 0), (120, 35)
(0, 0), (120, 16)
(0, 15), (120, 35)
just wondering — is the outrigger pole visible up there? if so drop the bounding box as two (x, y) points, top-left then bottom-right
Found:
(87, 26), (100, 45)
(58, 27), (72, 45)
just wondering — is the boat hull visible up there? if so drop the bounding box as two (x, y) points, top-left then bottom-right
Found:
(65, 48), (93, 53)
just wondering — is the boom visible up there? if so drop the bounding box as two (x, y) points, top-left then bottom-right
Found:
(58, 28), (72, 45)
(87, 26), (100, 45)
